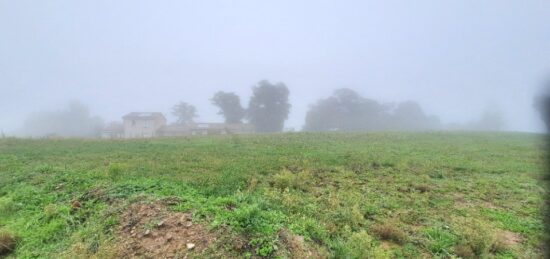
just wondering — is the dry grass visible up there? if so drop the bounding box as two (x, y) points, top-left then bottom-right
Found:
(454, 244), (475, 258)
(370, 223), (407, 244)
(0, 230), (17, 256)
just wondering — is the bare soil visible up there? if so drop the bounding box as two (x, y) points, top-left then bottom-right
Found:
(116, 201), (216, 258)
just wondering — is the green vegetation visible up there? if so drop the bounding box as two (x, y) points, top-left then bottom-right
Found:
(0, 132), (545, 258)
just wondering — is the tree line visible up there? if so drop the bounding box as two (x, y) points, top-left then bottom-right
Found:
(172, 80), (290, 133)
(20, 79), (505, 137)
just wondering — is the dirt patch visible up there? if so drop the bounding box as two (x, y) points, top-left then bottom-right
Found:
(453, 194), (471, 209)
(496, 230), (522, 246)
(116, 201), (216, 258)
(490, 230), (523, 254)
(276, 229), (328, 259)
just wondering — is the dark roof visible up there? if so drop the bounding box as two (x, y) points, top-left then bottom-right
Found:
(122, 112), (165, 120)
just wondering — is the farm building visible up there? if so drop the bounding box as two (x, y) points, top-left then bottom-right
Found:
(122, 112), (167, 138)
(101, 122), (124, 139)
(159, 122), (254, 136)
(102, 112), (255, 138)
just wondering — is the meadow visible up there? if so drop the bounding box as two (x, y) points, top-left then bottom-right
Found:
(0, 132), (546, 258)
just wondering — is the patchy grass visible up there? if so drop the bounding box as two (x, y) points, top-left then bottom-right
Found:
(0, 132), (545, 257)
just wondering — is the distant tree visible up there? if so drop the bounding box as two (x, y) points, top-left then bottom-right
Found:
(304, 88), (388, 131)
(534, 80), (550, 131)
(172, 102), (197, 124)
(211, 91), (245, 123)
(247, 80), (291, 132)
(389, 101), (440, 131)
(304, 90), (441, 132)
(469, 110), (505, 131)
(22, 101), (104, 137)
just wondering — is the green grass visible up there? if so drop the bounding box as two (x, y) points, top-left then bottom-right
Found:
(0, 132), (545, 258)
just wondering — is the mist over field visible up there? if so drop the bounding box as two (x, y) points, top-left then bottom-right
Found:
(1, 2), (550, 257)
(1, 0), (549, 136)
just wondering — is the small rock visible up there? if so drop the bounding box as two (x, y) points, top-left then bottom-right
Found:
(184, 221), (193, 227)
(186, 243), (195, 250)
(144, 229), (150, 236)
(157, 220), (164, 227)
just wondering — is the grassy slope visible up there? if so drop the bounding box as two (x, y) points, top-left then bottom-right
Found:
(0, 132), (545, 258)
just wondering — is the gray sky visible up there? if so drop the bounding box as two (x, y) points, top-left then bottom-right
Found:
(1, 0), (549, 133)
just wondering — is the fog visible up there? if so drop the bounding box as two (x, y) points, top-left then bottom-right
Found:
(1, 1), (549, 136)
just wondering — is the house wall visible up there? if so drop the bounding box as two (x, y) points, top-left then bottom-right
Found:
(123, 117), (166, 138)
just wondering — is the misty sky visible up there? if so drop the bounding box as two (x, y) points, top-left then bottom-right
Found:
(1, 0), (549, 133)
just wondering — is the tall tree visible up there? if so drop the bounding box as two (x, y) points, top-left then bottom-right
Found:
(22, 101), (104, 137)
(534, 79), (550, 131)
(304, 88), (388, 131)
(247, 80), (291, 132)
(469, 109), (505, 131)
(211, 91), (245, 123)
(172, 102), (197, 124)
(389, 101), (440, 131)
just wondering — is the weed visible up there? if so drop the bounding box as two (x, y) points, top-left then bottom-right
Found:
(107, 163), (127, 179)
(424, 226), (457, 255)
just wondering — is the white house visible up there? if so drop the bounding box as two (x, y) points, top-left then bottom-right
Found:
(122, 112), (167, 138)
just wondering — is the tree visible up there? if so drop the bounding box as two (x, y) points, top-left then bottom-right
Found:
(172, 102), (197, 124)
(304, 90), (440, 132)
(247, 80), (291, 132)
(22, 101), (104, 137)
(304, 88), (388, 131)
(534, 79), (550, 131)
(211, 91), (245, 123)
(389, 101), (440, 131)
(469, 110), (505, 131)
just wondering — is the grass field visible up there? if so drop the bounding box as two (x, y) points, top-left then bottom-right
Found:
(0, 132), (546, 258)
